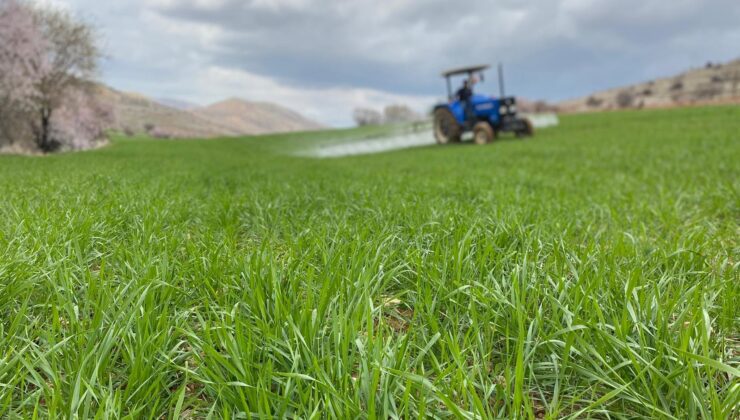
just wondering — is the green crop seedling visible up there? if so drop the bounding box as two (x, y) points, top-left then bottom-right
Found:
(0, 106), (738, 418)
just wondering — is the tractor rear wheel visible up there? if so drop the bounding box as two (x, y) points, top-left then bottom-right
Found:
(516, 118), (534, 138)
(473, 122), (495, 145)
(433, 108), (461, 144)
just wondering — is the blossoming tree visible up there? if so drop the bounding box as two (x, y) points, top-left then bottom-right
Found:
(0, 0), (111, 152)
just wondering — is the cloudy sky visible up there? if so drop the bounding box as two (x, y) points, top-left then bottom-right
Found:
(44, 0), (740, 126)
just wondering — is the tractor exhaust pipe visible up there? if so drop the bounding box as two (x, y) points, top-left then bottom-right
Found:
(498, 63), (505, 98)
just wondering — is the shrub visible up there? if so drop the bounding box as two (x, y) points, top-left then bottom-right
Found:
(586, 96), (603, 108)
(150, 127), (172, 139)
(696, 83), (721, 100)
(615, 90), (635, 108)
(383, 105), (418, 124)
(353, 108), (383, 126)
(532, 100), (556, 112)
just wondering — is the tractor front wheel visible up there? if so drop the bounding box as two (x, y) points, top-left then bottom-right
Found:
(473, 122), (495, 145)
(433, 108), (461, 144)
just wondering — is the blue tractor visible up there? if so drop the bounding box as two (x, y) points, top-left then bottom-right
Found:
(434, 64), (533, 145)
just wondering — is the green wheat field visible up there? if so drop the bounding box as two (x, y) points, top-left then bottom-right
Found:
(1, 106), (738, 418)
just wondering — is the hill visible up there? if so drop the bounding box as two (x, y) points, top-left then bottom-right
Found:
(155, 98), (199, 110)
(98, 86), (240, 139)
(559, 58), (740, 112)
(193, 98), (325, 136)
(97, 86), (324, 139)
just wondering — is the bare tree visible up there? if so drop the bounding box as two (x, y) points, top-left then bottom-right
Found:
(353, 108), (383, 126)
(383, 104), (418, 124)
(532, 100), (555, 113)
(0, 0), (107, 152)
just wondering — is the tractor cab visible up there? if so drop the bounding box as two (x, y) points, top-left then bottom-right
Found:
(434, 64), (533, 145)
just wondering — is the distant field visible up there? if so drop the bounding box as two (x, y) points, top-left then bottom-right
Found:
(0, 106), (738, 418)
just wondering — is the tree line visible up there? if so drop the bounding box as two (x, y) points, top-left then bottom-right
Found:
(353, 105), (420, 127)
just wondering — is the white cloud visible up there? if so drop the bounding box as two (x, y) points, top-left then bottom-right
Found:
(191, 66), (436, 126)
(48, 0), (740, 126)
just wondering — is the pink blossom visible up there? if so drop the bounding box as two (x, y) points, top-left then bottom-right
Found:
(0, 0), (47, 108)
(51, 88), (113, 149)
(0, 0), (105, 152)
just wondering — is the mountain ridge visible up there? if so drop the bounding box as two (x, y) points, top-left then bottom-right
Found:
(99, 86), (325, 139)
(557, 58), (740, 112)
(193, 98), (324, 136)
